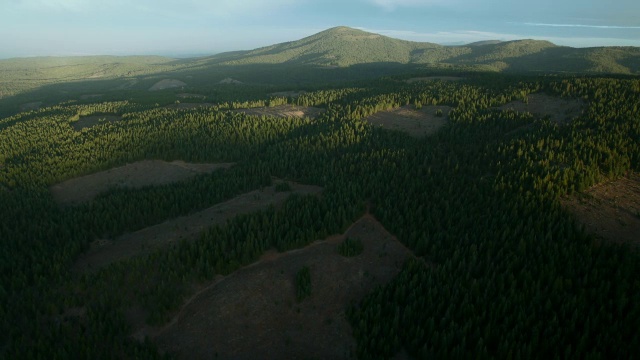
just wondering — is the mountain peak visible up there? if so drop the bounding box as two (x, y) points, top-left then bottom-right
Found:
(207, 26), (639, 74)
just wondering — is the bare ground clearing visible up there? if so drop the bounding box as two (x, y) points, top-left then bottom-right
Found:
(268, 90), (306, 98)
(20, 101), (43, 112)
(405, 76), (464, 83)
(51, 160), (234, 205)
(177, 93), (205, 99)
(74, 181), (323, 273)
(365, 105), (450, 137)
(79, 94), (103, 100)
(563, 173), (640, 247)
(149, 213), (414, 360)
(165, 102), (216, 109)
(233, 104), (324, 119)
(149, 79), (187, 91)
(499, 93), (584, 124)
(219, 78), (243, 84)
(71, 114), (122, 131)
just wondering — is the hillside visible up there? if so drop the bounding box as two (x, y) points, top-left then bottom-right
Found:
(1, 26), (639, 117)
(206, 26), (640, 74)
(211, 26), (442, 67)
(1, 71), (639, 358)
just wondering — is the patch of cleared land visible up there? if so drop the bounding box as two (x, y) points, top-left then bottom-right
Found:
(149, 213), (414, 360)
(165, 103), (216, 110)
(499, 93), (584, 124)
(149, 79), (187, 91)
(79, 94), (103, 100)
(51, 160), (234, 205)
(71, 114), (122, 131)
(115, 79), (138, 90)
(219, 77), (243, 84)
(365, 105), (450, 137)
(268, 91), (306, 98)
(563, 173), (640, 247)
(74, 181), (322, 273)
(405, 76), (464, 83)
(20, 101), (43, 111)
(234, 104), (324, 119)
(176, 93), (205, 100)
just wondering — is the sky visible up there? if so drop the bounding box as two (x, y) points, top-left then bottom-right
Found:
(1, 0), (639, 58)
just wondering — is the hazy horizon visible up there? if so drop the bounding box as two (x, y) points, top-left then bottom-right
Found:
(2, 0), (639, 59)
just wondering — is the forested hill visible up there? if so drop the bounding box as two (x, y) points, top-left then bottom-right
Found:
(209, 26), (640, 74)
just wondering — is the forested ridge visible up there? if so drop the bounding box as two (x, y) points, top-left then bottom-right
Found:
(0, 73), (639, 358)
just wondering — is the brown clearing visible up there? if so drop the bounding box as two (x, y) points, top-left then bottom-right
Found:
(74, 181), (323, 273)
(79, 94), (103, 100)
(233, 104), (324, 119)
(405, 76), (464, 83)
(499, 93), (584, 125)
(365, 105), (450, 137)
(149, 79), (187, 91)
(219, 77), (243, 84)
(165, 102), (216, 109)
(71, 114), (122, 131)
(562, 173), (640, 247)
(20, 101), (43, 112)
(268, 90), (306, 98)
(176, 93), (205, 99)
(50, 160), (234, 205)
(147, 213), (414, 360)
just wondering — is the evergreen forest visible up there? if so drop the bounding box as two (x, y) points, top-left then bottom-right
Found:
(0, 70), (639, 359)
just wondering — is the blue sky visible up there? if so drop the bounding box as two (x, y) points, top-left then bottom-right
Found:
(1, 0), (639, 58)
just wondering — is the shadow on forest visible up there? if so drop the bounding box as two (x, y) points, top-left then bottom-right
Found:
(0, 62), (446, 119)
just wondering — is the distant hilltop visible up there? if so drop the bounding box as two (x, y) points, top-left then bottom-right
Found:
(201, 26), (640, 74)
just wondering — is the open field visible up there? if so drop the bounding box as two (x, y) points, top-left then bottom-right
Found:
(149, 79), (187, 91)
(150, 213), (413, 360)
(365, 105), (450, 137)
(165, 102), (217, 109)
(176, 93), (206, 99)
(405, 76), (464, 83)
(233, 104), (324, 119)
(74, 181), (323, 273)
(71, 114), (122, 131)
(563, 173), (640, 247)
(20, 101), (43, 111)
(50, 160), (234, 205)
(268, 91), (306, 97)
(499, 93), (584, 124)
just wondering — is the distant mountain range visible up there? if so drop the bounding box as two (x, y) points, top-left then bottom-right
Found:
(204, 26), (640, 74)
(1, 26), (639, 103)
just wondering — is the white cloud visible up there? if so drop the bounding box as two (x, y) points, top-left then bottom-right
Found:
(366, 0), (448, 11)
(355, 27), (640, 47)
(11, 0), (88, 12)
(521, 22), (640, 30)
(7, 0), (298, 17)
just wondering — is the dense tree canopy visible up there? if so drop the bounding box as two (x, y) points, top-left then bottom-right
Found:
(1, 73), (639, 358)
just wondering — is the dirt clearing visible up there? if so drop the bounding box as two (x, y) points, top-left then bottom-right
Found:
(233, 104), (324, 119)
(177, 93), (205, 100)
(20, 101), (43, 112)
(406, 76), (464, 83)
(51, 160), (234, 205)
(563, 173), (640, 247)
(151, 213), (414, 359)
(149, 79), (187, 91)
(165, 103), (216, 110)
(499, 93), (584, 124)
(365, 105), (450, 137)
(268, 91), (306, 98)
(74, 181), (322, 273)
(219, 78), (243, 85)
(71, 114), (122, 131)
